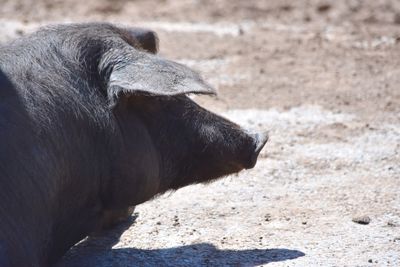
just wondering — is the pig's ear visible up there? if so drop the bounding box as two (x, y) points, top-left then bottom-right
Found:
(103, 50), (216, 105)
(126, 28), (159, 54)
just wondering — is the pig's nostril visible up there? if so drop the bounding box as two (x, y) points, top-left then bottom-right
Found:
(246, 131), (269, 169)
(254, 132), (269, 154)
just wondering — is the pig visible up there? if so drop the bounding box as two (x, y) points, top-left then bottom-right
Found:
(0, 23), (268, 267)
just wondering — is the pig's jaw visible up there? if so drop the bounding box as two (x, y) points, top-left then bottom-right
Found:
(159, 131), (268, 191)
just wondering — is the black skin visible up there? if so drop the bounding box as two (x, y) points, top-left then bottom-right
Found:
(0, 23), (267, 267)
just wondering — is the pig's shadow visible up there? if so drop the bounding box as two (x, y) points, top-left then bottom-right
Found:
(57, 215), (305, 267)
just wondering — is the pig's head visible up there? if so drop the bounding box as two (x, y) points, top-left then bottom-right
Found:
(57, 23), (268, 207)
(116, 94), (269, 192)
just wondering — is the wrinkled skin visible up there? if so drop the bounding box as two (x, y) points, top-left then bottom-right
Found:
(0, 23), (268, 267)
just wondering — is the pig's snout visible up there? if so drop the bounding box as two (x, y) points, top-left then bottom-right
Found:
(246, 131), (269, 169)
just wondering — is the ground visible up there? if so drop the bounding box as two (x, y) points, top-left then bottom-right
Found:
(0, 0), (399, 266)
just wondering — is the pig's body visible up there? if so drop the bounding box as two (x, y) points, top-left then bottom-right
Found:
(0, 23), (267, 267)
(0, 26), (119, 266)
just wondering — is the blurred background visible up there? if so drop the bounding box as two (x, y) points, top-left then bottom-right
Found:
(1, 1), (399, 266)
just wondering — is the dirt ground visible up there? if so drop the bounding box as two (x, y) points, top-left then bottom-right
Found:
(1, 0), (399, 266)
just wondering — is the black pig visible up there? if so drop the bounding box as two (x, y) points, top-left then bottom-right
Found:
(0, 23), (268, 267)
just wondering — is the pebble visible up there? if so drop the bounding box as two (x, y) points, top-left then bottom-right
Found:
(352, 215), (371, 225)
(394, 13), (400, 24)
(387, 220), (399, 227)
(317, 4), (331, 13)
(173, 215), (180, 227)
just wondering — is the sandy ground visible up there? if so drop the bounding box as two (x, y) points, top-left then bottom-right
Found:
(0, 0), (399, 266)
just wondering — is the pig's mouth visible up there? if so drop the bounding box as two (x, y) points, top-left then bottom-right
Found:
(245, 131), (269, 169)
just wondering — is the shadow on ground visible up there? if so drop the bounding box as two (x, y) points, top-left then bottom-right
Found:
(57, 215), (304, 267)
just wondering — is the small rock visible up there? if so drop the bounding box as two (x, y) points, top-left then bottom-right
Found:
(352, 215), (371, 225)
(317, 4), (331, 13)
(387, 220), (399, 227)
(264, 214), (272, 221)
(304, 15), (312, 22)
(173, 215), (180, 226)
(394, 13), (400, 24)
(15, 29), (24, 35)
(368, 259), (373, 263)
(302, 221), (307, 225)
(280, 5), (293, 12)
